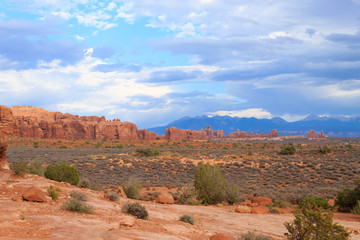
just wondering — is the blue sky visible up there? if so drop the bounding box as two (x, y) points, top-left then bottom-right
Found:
(1, 0), (360, 128)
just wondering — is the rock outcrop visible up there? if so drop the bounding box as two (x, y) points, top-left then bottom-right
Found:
(164, 127), (207, 141)
(0, 105), (19, 136)
(0, 132), (9, 170)
(9, 106), (157, 140)
(228, 129), (278, 138)
(308, 129), (327, 139)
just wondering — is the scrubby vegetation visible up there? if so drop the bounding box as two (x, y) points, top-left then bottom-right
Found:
(44, 161), (80, 186)
(135, 147), (160, 157)
(106, 191), (119, 201)
(62, 199), (93, 214)
(319, 145), (332, 154)
(70, 191), (88, 201)
(11, 161), (28, 176)
(47, 185), (60, 200)
(280, 143), (296, 155)
(194, 162), (227, 204)
(284, 195), (350, 239)
(122, 179), (141, 200)
(336, 177), (360, 212)
(237, 230), (271, 240)
(179, 214), (194, 225)
(122, 202), (148, 219)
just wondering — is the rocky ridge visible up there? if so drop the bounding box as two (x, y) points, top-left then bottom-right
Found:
(1, 105), (324, 141)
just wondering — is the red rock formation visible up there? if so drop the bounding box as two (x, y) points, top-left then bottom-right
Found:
(165, 127), (207, 141)
(0, 132), (9, 170)
(228, 129), (278, 139)
(0, 105), (19, 136)
(9, 106), (157, 140)
(308, 129), (327, 139)
(308, 129), (317, 139)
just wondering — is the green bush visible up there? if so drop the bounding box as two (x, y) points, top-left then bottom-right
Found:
(47, 186), (60, 201)
(28, 157), (45, 176)
(122, 179), (140, 200)
(351, 200), (360, 215)
(78, 179), (91, 189)
(319, 145), (332, 154)
(107, 192), (119, 201)
(122, 202), (148, 219)
(225, 184), (240, 205)
(194, 162), (227, 204)
(284, 195), (350, 240)
(70, 191), (88, 201)
(336, 178), (360, 212)
(280, 143), (296, 155)
(177, 184), (197, 205)
(62, 199), (93, 214)
(44, 161), (80, 186)
(59, 145), (67, 149)
(237, 230), (271, 240)
(179, 214), (194, 225)
(33, 141), (39, 148)
(299, 195), (331, 210)
(135, 148), (160, 157)
(11, 161), (28, 176)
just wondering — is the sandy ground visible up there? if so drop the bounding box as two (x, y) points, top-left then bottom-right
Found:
(0, 170), (359, 240)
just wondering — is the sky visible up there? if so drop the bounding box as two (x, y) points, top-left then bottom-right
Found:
(0, 0), (360, 128)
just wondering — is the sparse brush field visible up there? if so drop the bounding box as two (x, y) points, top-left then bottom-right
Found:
(6, 137), (360, 202)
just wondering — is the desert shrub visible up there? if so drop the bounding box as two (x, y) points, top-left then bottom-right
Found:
(280, 143), (296, 155)
(70, 191), (88, 201)
(225, 183), (240, 205)
(268, 208), (280, 214)
(299, 195), (331, 210)
(135, 148), (160, 157)
(122, 179), (140, 200)
(107, 192), (119, 201)
(272, 200), (289, 208)
(44, 161), (80, 186)
(237, 230), (271, 240)
(319, 145), (332, 154)
(59, 145), (67, 149)
(284, 195), (350, 240)
(194, 162), (227, 204)
(122, 202), (148, 219)
(351, 200), (360, 215)
(345, 144), (354, 150)
(47, 186), (59, 201)
(115, 144), (123, 149)
(33, 141), (39, 148)
(179, 214), (194, 225)
(62, 199), (93, 214)
(78, 179), (91, 188)
(11, 161), (28, 176)
(177, 184), (197, 204)
(336, 178), (360, 212)
(27, 157), (45, 176)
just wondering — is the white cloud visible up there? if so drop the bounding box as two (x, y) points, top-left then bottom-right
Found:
(208, 108), (272, 119)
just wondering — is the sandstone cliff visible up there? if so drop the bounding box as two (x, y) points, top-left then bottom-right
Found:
(9, 106), (157, 140)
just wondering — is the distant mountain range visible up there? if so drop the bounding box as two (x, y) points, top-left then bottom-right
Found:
(148, 115), (360, 137)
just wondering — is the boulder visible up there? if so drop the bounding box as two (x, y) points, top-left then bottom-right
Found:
(251, 197), (272, 206)
(156, 192), (175, 204)
(22, 186), (47, 202)
(118, 215), (136, 227)
(235, 206), (252, 213)
(210, 233), (235, 240)
(251, 206), (269, 214)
